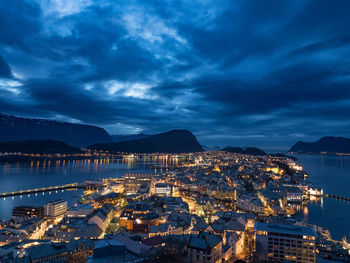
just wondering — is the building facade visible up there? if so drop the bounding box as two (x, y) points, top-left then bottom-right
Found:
(255, 222), (317, 263)
(44, 200), (67, 218)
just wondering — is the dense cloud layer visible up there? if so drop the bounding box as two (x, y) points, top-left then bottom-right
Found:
(0, 0), (350, 150)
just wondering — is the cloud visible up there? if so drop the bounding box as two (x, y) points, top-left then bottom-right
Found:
(1, 0), (350, 149)
(0, 56), (13, 78)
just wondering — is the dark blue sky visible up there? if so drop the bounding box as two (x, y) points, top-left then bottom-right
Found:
(1, 0), (350, 150)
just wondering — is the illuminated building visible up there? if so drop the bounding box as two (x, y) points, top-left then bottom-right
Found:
(255, 222), (317, 263)
(196, 197), (213, 217)
(44, 200), (67, 218)
(67, 204), (94, 217)
(155, 183), (171, 196)
(12, 206), (44, 219)
(123, 173), (153, 194)
(119, 203), (159, 233)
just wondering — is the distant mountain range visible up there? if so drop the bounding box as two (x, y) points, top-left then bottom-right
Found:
(0, 113), (112, 147)
(111, 133), (152, 143)
(89, 129), (204, 153)
(290, 136), (350, 154)
(0, 114), (204, 154)
(222, 147), (267, 156)
(0, 140), (82, 154)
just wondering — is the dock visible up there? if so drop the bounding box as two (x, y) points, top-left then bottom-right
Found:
(324, 193), (350, 201)
(0, 183), (86, 198)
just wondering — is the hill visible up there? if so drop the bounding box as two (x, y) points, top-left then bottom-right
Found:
(111, 133), (152, 143)
(289, 136), (350, 154)
(222, 147), (267, 156)
(0, 113), (112, 147)
(89, 129), (203, 153)
(0, 140), (83, 154)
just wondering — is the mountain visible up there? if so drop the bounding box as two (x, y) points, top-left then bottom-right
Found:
(0, 140), (83, 154)
(0, 113), (112, 147)
(222, 147), (245, 154)
(289, 136), (350, 154)
(89, 129), (204, 153)
(111, 133), (152, 143)
(244, 147), (267, 156)
(222, 147), (267, 156)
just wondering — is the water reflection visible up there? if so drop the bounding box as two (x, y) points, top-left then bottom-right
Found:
(1, 155), (181, 176)
(0, 155), (183, 219)
(293, 154), (350, 240)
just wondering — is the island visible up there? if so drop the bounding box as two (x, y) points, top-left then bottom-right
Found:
(289, 136), (350, 155)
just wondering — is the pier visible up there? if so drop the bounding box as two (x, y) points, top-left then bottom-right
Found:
(324, 193), (350, 201)
(0, 183), (86, 198)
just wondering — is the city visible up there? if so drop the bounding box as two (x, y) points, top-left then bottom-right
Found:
(1, 0), (350, 262)
(0, 151), (349, 262)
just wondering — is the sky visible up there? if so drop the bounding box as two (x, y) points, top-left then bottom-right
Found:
(1, 0), (350, 151)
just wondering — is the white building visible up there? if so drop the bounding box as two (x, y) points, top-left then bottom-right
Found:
(155, 183), (171, 196)
(88, 212), (108, 232)
(44, 200), (67, 218)
(88, 204), (114, 233)
(255, 222), (317, 263)
(226, 232), (244, 256)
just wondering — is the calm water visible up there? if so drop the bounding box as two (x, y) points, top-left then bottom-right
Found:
(293, 154), (350, 240)
(0, 157), (171, 219)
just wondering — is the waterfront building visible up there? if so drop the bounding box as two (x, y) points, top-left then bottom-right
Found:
(343, 235), (350, 250)
(44, 200), (67, 218)
(12, 206), (44, 219)
(255, 222), (317, 263)
(308, 187), (323, 197)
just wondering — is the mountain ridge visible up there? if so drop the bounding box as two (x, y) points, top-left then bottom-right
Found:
(0, 113), (112, 147)
(0, 140), (83, 154)
(89, 129), (203, 153)
(110, 133), (152, 143)
(289, 136), (350, 154)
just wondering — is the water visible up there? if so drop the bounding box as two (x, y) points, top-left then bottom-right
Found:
(0, 157), (169, 219)
(293, 154), (350, 240)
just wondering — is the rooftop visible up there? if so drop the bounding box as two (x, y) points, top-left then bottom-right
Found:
(254, 222), (317, 237)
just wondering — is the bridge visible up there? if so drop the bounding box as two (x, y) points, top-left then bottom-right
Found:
(324, 193), (350, 201)
(0, 183), (86, 198)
